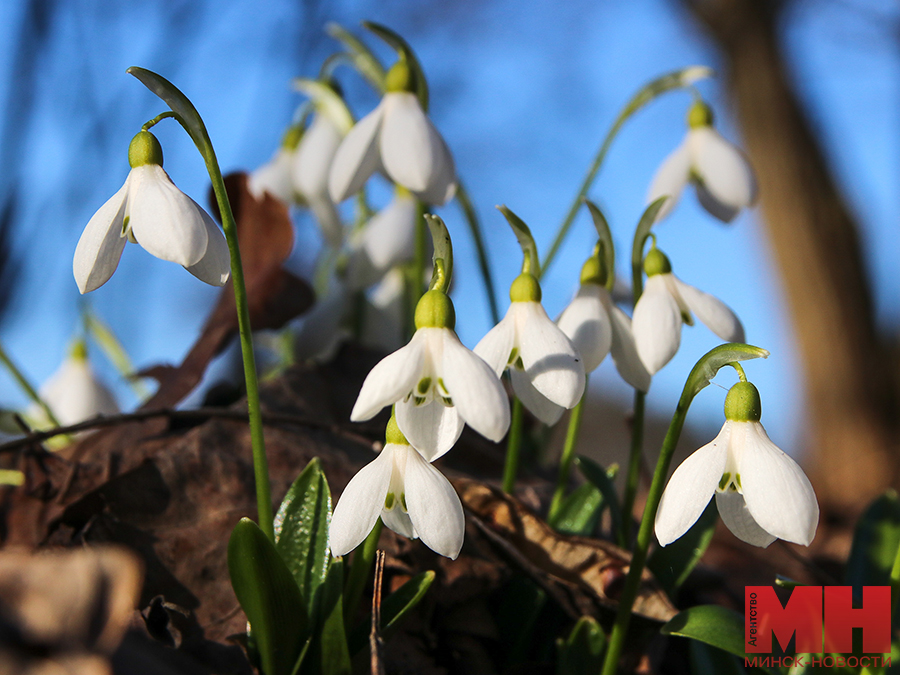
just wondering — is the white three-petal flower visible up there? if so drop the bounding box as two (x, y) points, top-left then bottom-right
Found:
(648, 125), (757, 223)
(33, 354), (119, 427)
(351, 327), (510, 458)
(328, 92), (456, 206)
(248, 147), (296, 204)
(655, 419), (818, 548)
(74, 164), (230, 293)
(292, 113), (345, 247)
(475, 301), (585, 425)
(329, 442), (465, 559)
(347, 190), (418, 290)
(633, 273), (744, 375)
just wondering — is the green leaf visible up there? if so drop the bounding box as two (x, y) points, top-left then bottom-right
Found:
(497, 205), (540, 277)
(316, 559), (351, 675)
(292, 78), (354, 134)
(584, 200), (616, 291)
(274, 458), (332, 615)
(683, 343), (770, 402)
(362, 21), (429, 111)
(424, 214), (453, 293)
(556, 616), (606, 675)
(550, 483), (603, 536)
(349, 570), (436, 654)
(689, 641), (744, 675)
(576, 457), (623, 543)
(648, 499), (717, 595)
(846, 490), (900, 590)
(661, 605), (746, 660)
(228, 518), (309, 675)
(324, 22), (386, 93)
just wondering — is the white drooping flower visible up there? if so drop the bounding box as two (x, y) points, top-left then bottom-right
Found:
(351, 290), (510, 457)
(347, 188), (418, 289)
(647, 100), (757, 223)
(74, 130), (230, 294)
(475, 273), (585, 426)
(633, 248), (743, 375)
(330, 415), (465, 559)
(655, 381), (818, 548)
(328, 60), (456, 206)
(247, 134), (299, 205)
(31, 341), (119, 427)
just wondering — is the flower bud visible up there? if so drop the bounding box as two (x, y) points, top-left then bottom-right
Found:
(414, 289), (456, 330)
(643, 247), (672, 277)
(509, 272), (542, 303)
(687, 100), (714, 129)
(385, 59), (414, 93)
(724, 381), (762, 422)
(128, 130), (164, 168)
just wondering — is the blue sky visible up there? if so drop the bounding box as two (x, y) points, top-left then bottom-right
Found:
(0, 0), (895, 458)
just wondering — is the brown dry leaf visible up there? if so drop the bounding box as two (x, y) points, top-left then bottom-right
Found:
(456, 478), (677, 624)
(0, 546), (142, 675)
(140, 172), (313, 410)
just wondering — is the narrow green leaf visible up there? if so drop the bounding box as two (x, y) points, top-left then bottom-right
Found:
(325, 22), (386, 93)
(684, 343), (770, 402)
(83, 309), (148, 399)
(550, 483), (603, 536)
(576, 457), (623, 543)
(661, 605), (746, 659)
(228, 518), (309, 675)
(274, 458), (332, 615)
(424, 214), (453, 293)
(846, 490), (900, 590)
(349, 570), (436, 654)
(648, 499), (717, 595)
(497, 205), (540, 277)
(556, 616), (606, 675)
(584, 200), (616, 292)
(362, 21), (429, 111)
(317, 559), (351, 675)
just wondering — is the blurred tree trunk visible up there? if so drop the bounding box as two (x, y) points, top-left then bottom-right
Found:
(684, 0), (899, 515)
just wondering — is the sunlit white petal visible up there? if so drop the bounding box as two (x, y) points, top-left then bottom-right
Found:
(557, 284), (613, 373)
(689, 127), (757, 223)
(510, 369), (565, 425)
(518, 302), (584, 409)
(395, 399), (463, 462)
(715, 491), (776, 548)
(328, 101), (385, 202)
(672, 277), (744, 342)
(403, 448), (465, 559)
(633, 274), (682, 375)
(329, 446), (394, 556)
(293, 113), (343, 199)
(248, 148), (295, 203)
(184, 210), (231, 286)
(647, 141), (691, 222)
(473, 312), (516, 378)
(361, 193), (417, 270)
(604, 298), (651, 392)
(350, 332), (426, 421)
(73, 182), (128, 294)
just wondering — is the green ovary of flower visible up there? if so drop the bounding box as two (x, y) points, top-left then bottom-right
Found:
(724, 381), (762, 422)
(643, 247), (672, 277)
(509, 272), (541, 303)
(414, 290), (456, 330)
(128, 130), (164, 168)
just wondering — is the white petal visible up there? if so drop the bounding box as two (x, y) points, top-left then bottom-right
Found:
(39, 358), (119, 426)
(329, 445), (394, 557)
(605, 299), (652, 392)
(73, 181), (128, 293)
(654, 422), (730, 546)
(395, 398), (464, 462)
(633, 275), (682, 375)
(403, 448), (465, 559)
(736, 422), (819, 546)
(184, 209), (231, 286)
(381, 504), (416, 539)
(689, 127), (757, 223)
(646, 139), (691, 222)
(361, 269), (407, 353)
(380, 93), (456, 204)
(328, 101), (385, 203)
(556, 284), (612, 373)
(127, 164), (209, 267)
(715, 491), (776, 548)
(473, 310), (517, 377)
(361, 193), (418, 271)
(518, 302), (585, 409)
(671, 276), (744, 342)
(248, 148), (295, 203)
(510, 369), (565, 425)
(293, 113), (344, 200)
(350, 332), (426, 421)
(307, 196), (344, 249)
(414, 131), (457, 206)
(440, 330), (510, 442)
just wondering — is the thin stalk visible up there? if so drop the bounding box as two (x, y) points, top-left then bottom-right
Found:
(408, 202), (427, 337)
(548, 385), (587, 523)
(621, 390), (645, 545)
(456, 182), (500, 324)
(0, 342), (61, 428)
(502, 397), (525, 494)
(344, 518), (384, 628)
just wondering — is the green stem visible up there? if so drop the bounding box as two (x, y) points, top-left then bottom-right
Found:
(621, 389), (645, 546)
(344, 518), (384, 628)
(548, 385), (587, 523)
(408, 201), (427, 337)
(456, 182), (500, 324)
(890, 535), (900, 620)
(502, 397), (525, 494)
(0, 341), (61, 428)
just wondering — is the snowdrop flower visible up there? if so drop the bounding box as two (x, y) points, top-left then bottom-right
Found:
(247, 124), (303, 204)
(348, 187), (418, 289)
(74, 130), (230, 293)
(475, 272), (585, 426)
(351, 289), (510, 457)
(655, 381), (818, 548)
(648, 100), (757, 223)
(557, 252), (650, 392)
(633, 247), (744, 375)
(331, 414), (465, 559)
(328, 58), (456, 206)
(292, 111), (346, 248)
(31, 340), (119, 427)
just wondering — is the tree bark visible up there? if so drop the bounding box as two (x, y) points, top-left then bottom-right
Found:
(685, 0), (899, 514)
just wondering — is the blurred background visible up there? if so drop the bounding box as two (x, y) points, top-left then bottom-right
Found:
(0, 0), (895, 516)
